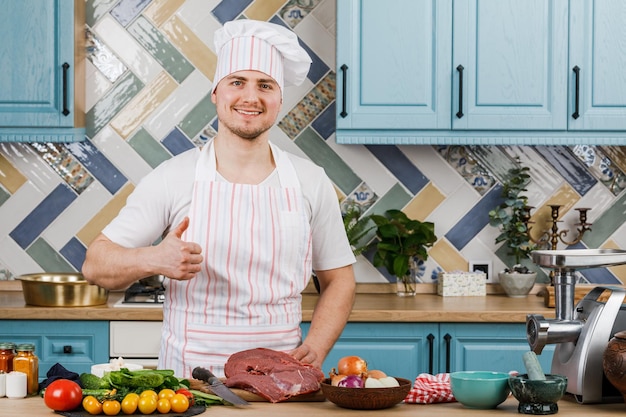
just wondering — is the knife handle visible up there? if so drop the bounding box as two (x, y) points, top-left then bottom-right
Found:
(192, 367), (221, 385)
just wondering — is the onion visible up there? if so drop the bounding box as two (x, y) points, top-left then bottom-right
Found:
(337, 375), (364, 388)
(337, 356), (368, 376)
(329, 368), (348, 387)
(366, 369), (387, 379)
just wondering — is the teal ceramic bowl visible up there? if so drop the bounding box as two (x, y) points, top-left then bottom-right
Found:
(450, 371), (511, 409)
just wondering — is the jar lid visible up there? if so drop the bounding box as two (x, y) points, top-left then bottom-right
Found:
(0, 342), (15, 349)
(15, 343), (35, 352)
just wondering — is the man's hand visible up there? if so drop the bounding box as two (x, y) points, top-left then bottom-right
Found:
(290, 343), (323, 369)
(156, 217), (203, 280)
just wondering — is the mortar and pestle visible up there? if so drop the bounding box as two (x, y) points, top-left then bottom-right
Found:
(508, 351), (568, 415)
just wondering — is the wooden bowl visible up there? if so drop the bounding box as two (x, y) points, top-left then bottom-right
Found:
(320, 377), (412, 410)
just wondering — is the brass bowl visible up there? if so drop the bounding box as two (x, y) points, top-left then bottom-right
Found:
(17, 273), (109, 307)
(320, 377), (412, 410)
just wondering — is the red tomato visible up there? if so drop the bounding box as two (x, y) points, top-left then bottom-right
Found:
(175, 388), (195, 406)
(44, 379), (83, 412)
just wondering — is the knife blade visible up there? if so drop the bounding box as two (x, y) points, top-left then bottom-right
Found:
(192, 366), (250, 406)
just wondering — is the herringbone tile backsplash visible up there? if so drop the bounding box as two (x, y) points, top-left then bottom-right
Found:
(1, 0), (625, 285)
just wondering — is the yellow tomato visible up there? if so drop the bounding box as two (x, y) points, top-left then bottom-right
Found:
(137, 396), (158, 415)
(120, 393), (139, 415)
(140, 389), (158, 400)
(170, 393), (190, 413)
(158, 388), (176, 400)
(82, 395), (103, 415)
(156, 398), (172, 413)
(102, 400), (121, 416)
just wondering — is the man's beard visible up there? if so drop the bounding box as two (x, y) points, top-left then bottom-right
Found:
(222, 119), (273, 141)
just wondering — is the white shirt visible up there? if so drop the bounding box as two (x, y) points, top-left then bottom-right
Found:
(102, 145), (355, 272)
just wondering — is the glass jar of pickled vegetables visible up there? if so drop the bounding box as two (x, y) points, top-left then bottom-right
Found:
(13, 344), (38, 395)
(0, 342), (15, 373)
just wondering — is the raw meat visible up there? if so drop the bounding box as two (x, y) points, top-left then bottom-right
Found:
(224, 348), (324, 403)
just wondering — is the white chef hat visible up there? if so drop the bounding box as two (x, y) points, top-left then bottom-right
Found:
(212, 20), (312, 95)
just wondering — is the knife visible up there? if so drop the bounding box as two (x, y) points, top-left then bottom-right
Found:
(192, 366), (250, 406)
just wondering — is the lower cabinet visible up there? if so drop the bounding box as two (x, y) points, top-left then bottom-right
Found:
(301, 322), (555, 381)
(0, 320), (109, 380)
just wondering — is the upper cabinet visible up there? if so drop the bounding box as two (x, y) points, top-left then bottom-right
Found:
(568, 0), (626, 131)
(336, 0), (626, 145)
(0, 0), (85, 143)
(452, 0), (568, 131)
(336, 0), (452, 131)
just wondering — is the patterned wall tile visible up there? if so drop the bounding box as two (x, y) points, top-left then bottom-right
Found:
(365, 145), (430, 195)
(111, 0), (152, 27)
(212, 0), (252, 24)
(76, 183), (135, 246)
(0, 0), (624, 283)
(10, 185), (77, 249)
(0, 153), (27, 193)
(128, 16), (195, 83)
(160, 15), (218, 80)
(27, 238), (74, 272)
(143, 0), (186, 26)
(110, 71), (178, 139)
(245, 0), (286, 22)
(86, 71), (145, 138)
(128, 128), (171, 168)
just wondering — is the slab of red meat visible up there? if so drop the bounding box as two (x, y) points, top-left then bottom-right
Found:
(224, 347), (325, 403)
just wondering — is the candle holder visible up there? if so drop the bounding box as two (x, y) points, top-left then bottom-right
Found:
(522, 204), (592, 251)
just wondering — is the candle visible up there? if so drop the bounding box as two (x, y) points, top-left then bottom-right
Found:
(6, 371), (27, 399)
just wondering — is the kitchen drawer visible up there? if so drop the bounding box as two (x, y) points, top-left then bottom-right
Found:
(0, 320), (109, 378)
(110, 321), (162, 359)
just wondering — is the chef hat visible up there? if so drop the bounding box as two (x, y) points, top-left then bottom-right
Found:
(212, 20), (312, 95)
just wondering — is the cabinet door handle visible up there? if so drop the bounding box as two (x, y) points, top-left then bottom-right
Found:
(443, 333), (452, 373)
(572, 66), (580, 120)
(339, 64), (348, 118)
(63, 345), (72, 354)
(456, 65), (464, 119)
(62, 62), (70, 116)
(427, 333), (435, 375)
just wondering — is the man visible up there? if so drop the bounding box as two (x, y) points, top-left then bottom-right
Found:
(82, 19), (356, 378)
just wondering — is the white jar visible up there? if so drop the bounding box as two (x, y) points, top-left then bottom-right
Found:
(0, 372), (5, 397)
(6, 371), (27, 399)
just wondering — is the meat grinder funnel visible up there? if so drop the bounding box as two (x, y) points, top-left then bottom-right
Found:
(527, 249), (626, 404)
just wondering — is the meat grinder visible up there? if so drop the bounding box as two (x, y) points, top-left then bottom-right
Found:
(526, 249), (626, 403)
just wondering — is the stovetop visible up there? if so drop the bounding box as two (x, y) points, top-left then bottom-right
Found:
(113, 281), (165, 308)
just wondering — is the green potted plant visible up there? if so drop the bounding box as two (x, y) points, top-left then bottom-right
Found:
(369, 209), (437, 296)
(342, 203), (375, 256)
(488, 159), (537, 297)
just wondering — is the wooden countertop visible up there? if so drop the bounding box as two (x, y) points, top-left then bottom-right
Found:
(2, 394), (625, 417)
(0, 286), (555, 322)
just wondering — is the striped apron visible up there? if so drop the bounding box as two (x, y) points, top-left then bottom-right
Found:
(158, 141), (313, 378)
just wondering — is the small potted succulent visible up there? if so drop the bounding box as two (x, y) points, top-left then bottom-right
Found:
(488, 159), (537, 297)
(369, 209), (437, 296)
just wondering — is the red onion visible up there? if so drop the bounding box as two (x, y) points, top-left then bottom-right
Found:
(337, 375), (364, 388)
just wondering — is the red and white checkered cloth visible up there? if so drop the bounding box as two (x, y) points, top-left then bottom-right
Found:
(404, 373), (456, 404)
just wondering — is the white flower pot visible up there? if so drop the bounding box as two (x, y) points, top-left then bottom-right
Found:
(499, 271), (537, 298)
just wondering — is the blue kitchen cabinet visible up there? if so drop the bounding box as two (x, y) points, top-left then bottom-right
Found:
(335, 0), (452, 131)
(301, 322), (437, 380)
(0, 320), (109, 379)
(452, 0), (568, 131)
(0, 0), (85, 143)
(302, 322), (554, 380)
(567, 0), (626, 131)
(444, 323), (555, 374)
(336, 0), (626, 145)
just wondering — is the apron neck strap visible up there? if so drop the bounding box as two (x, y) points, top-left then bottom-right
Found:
(195, 140), (299, 188)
